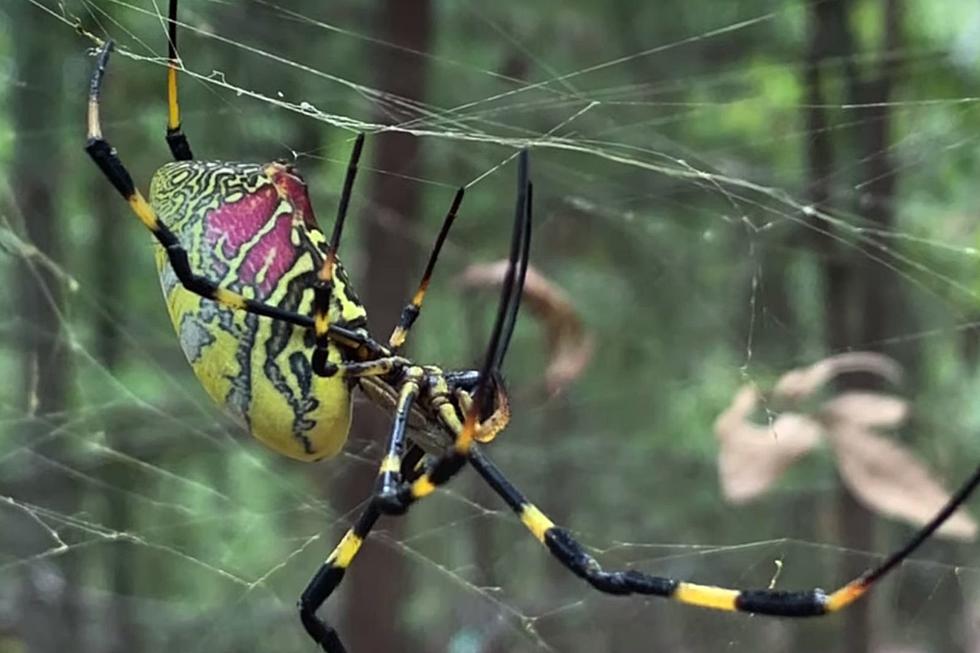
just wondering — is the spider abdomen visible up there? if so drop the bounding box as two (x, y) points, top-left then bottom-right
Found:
(150, 160), (366, 461)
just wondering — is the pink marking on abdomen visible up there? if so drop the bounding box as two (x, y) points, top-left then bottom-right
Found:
(205, 184), (300, 300)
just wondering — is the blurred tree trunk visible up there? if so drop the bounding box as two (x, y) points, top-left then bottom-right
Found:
(796, 9), (841, 653)
(10, 6), (77, 652)
(339, 1), (432, 651)
(804, 1), (905, 652)
(810, 4), (875, 653)
(844, 3), (960, 650)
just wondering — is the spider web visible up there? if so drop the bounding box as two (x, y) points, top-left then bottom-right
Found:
(2, 1), (980, 651)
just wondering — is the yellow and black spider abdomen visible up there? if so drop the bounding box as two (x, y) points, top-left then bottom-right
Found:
(149, 160), (367, 461)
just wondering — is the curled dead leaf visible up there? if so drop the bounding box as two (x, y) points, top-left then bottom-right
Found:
(827, 423), (977, 541)
(714, 386), (823, 503)
(772, 352), (903, 401)
(459, 261), (594, 396)
(819, 392), (908, 428)
(715, 353), (976, 542)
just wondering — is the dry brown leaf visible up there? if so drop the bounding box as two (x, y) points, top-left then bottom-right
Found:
(772, 352), (903, 401)
(714, 387), (823, 503)
(819, 392), (909, 428)
(715, 353), (975, 541)
(459, 261), (594, 396)
(827, 423), (977, 541)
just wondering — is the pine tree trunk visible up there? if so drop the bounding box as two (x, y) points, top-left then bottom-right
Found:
(340, 1), (433, 651)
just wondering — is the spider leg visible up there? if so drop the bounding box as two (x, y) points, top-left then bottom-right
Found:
(299, 500), (376, 653)
(376, 368), (425, 493)
(165, 0), (193, 160)
(376, 150), (531, 515)
(388, 187), (466, 351)
(494, 181), (531, 372)
(467, 447), (980, 616)
(387, 179), (526, 357)
(83, 41), (386, 359)
(443, 369), (481, 392)
(311, 357), (411, 383)
(298, 370), (424, 653)
(312, 133), (366, 376)
(334, 357), (409, 379)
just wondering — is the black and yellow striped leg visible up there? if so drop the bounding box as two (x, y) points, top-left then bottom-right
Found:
(298, 372), (425, 652)
(312, 133), (365, 376)
(388, 187), (465, 351)
(375, 368), (423, 499)
(298, 501), (378, 653)
(84, 40), (260, 321)
(319, 356), (409, 380)
(83, 42), (387, 359)
(373, 404), (477, 516)
(467, 447), (980, 618)
(375, 370), (473, 516)
(377, 150), (532, 516)
(165, 0), (192, 161)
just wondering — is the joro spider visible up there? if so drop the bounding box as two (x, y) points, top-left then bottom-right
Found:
(83, 5), (980, 651)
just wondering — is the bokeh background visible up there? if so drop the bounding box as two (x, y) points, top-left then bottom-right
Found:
(2, 1), (980, 652)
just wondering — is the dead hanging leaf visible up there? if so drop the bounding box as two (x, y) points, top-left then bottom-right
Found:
(820, 392), (908, 428)
(459, 261), (594, 396)
(772, 352), (904, 401)
(714, 386), (822, 503)
(714, 353), (976, 542)
(826, 423), (978, 541)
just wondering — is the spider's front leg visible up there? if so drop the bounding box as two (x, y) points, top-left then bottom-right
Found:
(84, 41), (386, 358)
(303, 148), (530, 649)
(165, 0), (193, 161)
(374, 158), (531, 518)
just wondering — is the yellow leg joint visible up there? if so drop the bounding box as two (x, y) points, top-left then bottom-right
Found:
(454, 414), (477, 454)
(213, 288), (247, 310)
(411, 476), (436, 499)
(388, 326), (408, 349)
(520, 504), (555, 543)
(314, 311), (330, 337)
(437, 402), (463, 434)
(673, 582), (739, 612)
(825, 580), (867, 613)
(327, 530), (363, 569)
(127, 192), (160, 230)
(378, 454), (400, 475)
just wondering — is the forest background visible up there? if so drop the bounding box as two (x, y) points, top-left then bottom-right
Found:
(2, 1), (980, 652)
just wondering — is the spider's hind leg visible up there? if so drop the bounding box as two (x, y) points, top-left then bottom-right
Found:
(466, 447), (980, 617)
(298, 370), (426, 652)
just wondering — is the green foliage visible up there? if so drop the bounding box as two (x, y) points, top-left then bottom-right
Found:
(2, 1), (979, 652)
